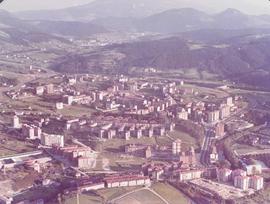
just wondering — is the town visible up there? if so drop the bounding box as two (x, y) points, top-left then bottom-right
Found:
(0, 69), (269, 204)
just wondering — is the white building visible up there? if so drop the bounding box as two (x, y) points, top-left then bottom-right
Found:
(249, 176), (264, 190)
(234, 176), (250, 190)
(219, 105), (230, 119)
(178, 109), (188, 120)
(56, 102), (64, 110)
(41, 133), (64, 147)
(179, 169), (204, 182)
(172, 139), (182, 155)
(12, 115), (21, 129)
(36, 86), (44, 96)
(244, 164), (262, 176)
(226, 97), (233, 106)
(207, 110), (220, 123)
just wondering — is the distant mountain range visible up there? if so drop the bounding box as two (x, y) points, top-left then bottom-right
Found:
(2, 6), (270, 39)
(2, 2), (270, 89)
(93, 8), (270, 33)
(0, 9), (108, 45)
(136, 8), (270, 33)
(15, 0), (184, 21)
(13, 0), (270, 33)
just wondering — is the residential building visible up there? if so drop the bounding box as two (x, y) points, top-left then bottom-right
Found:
(178, 169), (204, 182)
(172, 139), (182, 155)
(41, 133), (64, 147)
(217, 168), (232, 182)
(35, 86), (44, 96)
(12, 115), (21, 129)
(249, 176), (264, 190)
(234, 176), (250, 190)
(207, 110), (220, 123)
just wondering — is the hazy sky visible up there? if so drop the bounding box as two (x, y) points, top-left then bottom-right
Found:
(1, 0), (270, 15)
(1, 0), (94, 11)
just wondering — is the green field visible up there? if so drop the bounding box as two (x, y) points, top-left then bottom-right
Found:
(0, 134), (35, 157)
(64, 183), (191, 204)
(56, 105), (96, 117)
(114, 189), (165, 204)
(152, 183), (191, 204)
(64, 187), (139, 204)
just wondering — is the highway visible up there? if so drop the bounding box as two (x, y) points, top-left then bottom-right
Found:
(200, 105), (247, 166)
(200, 127), (214, 165)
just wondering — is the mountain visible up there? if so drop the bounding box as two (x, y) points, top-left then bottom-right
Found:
(134, 8), (270, 33)
(0, 10), (51, 45)
(50, 30), (270, 89)
(0, 10), (107, 44)
(137, 8), (213, 33)
(33, 21), (107, 37)
(213, 8), (270, 29)
(15, 0), (180, 21)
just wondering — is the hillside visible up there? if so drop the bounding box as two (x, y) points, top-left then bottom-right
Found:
(50, 31), (270, 89)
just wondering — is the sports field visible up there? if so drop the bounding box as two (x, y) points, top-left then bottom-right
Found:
(114, 189), (166, 204)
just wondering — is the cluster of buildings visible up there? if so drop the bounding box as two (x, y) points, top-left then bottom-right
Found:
(75, 173), (151, 193)
(217, 164), (264, 191)
(54, 146), (97, 169)
(12, 115), (65, 148)
(172, 96), (237, 125)
(89, 118), (175, 140)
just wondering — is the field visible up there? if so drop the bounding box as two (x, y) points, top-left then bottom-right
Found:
(64, 183), (192, 204)
(168, 130), (199, 151)
(113, 189), (166, 204)
(64, 194), (102, 204)
(0, 133), (35, 157)
(56, 105), (96, 117)
(151, 183), (191, 204)
(64, 187), (139, 204)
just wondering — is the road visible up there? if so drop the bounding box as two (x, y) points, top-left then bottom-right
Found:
(200, 127), (214, 165)
(200, 105), (247, 166)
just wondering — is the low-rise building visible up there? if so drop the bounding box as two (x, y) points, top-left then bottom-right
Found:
(104, 175), (151, 188)
(244, 164), (262, 176)
(41, 133), (64, 147)
(217, 168), (232, 182)
(178, 169), (204, 182)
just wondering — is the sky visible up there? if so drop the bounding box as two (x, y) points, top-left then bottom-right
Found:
(0, 0), (95, 11)
(1, 0), (270, 15)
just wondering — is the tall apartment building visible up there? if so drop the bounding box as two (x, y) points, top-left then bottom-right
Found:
(12, 115), (21, 129)
(249, 176), (264, 190)
(234, 176), (250, 190)
(219, 105), (230, 119)
(172, 139), (182, 155)
(207, 110), (220, 123)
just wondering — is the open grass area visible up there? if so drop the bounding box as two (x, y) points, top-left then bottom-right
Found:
(56, 105), (96, 117)
(0, 134), (34, 157)
(151, 182), (191, 204)
(168, 130), (199, 151)
(64, 183), (192, 204)
(64, 187), (139, 204)
(64, 194), (102, 204)
(114, 189), (165, 204)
